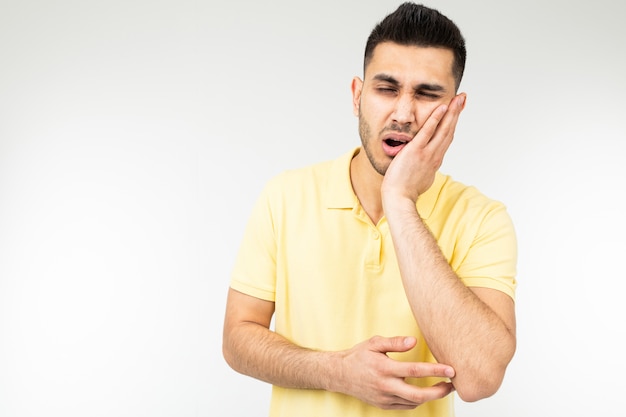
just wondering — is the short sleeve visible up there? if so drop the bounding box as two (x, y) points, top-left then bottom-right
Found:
(457, 204), (518, 299)
(229, 178), (281, 302)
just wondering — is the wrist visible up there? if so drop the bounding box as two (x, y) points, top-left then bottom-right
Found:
(383, 194), (419, 221)
(322, 351), (345, 393)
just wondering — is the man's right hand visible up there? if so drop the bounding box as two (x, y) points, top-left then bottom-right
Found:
(329, 335), (456, 410)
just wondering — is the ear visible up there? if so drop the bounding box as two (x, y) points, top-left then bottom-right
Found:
(351, 77), (363, 117)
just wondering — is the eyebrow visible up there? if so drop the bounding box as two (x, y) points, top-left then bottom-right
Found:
(372, 73), (447, 94)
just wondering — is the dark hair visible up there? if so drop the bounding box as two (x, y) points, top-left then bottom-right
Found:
(364, 2), (466, 90)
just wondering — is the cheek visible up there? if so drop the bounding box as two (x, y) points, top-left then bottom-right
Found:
(417, 102), (445, 127)
(361, 98), (390, 125)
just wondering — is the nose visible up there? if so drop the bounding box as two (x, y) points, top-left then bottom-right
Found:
(391, 93), (416, 126)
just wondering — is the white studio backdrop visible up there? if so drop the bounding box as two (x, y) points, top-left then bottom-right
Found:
(1, 0), (624, 416)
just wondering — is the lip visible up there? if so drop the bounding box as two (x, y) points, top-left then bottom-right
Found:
(381, 133), (413, 157)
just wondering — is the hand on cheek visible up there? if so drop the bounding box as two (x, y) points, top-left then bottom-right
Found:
(382, 93), (467, 204)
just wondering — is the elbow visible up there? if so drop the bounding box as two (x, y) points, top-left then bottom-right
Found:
(222, 339), (246, 375)
(454, 371), (504, 403)
(454, 342), (516, 402)
(222, 330), (240, 372)
(222, 341), (235, 370)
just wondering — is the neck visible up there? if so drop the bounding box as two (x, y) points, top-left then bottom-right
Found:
(350, 149), (385, 224)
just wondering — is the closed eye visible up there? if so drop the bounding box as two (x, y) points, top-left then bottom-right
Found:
(416, 92), (441, 99)
(414, 83), (446, 99)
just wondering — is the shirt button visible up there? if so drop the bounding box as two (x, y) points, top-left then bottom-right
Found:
(372, 231), (380, 239)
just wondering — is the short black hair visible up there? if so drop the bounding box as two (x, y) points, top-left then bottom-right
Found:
(364, 2), (466, 90)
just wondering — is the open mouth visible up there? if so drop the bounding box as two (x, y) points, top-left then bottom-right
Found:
(382, 134), (412, 157)
(384, 139), (407, 147)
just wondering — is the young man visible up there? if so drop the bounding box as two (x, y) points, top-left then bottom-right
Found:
(222, 3), (517, 416)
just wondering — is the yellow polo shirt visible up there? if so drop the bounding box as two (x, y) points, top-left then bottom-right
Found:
(230, 147), (517, 417)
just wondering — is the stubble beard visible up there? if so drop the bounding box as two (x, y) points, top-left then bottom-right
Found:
(358, 111), (389, 177)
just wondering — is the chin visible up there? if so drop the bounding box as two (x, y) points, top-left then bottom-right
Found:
(371, 160), (389, 177)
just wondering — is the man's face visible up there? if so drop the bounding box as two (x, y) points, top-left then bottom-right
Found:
(352, 42), (457, 176)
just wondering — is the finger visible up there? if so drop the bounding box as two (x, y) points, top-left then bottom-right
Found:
(366, 388), (422, 410)
(376, 393), (422, 410)
(395, 361), (455, 379)
(412, 104), (448, 146)
(382, 397), (421, 410)
(419, 94), (465, 172)
(368, 335), (417, 354)
(393, 380), (455, 406)
(427, 93), (465, 150)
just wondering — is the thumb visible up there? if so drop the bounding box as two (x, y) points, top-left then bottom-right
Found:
(369, 335), (416, 353)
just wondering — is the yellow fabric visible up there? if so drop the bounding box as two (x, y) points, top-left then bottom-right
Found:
(230, 147), (517, 417)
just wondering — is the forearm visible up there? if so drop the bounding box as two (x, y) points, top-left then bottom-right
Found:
(223, 321), (339, 391)
(223, 291), (460, 408)
(385, 197), (515, 401)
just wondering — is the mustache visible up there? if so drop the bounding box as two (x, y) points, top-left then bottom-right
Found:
(381, 123), (414, 135)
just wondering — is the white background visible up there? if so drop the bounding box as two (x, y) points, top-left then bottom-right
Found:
(1, 0), (625, 416)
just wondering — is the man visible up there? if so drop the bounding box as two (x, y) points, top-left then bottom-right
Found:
(222, 3), (517, 416)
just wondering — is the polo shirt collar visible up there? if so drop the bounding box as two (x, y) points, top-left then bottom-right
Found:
(326, 148), (360, 209)
(325, 147), (442, 220)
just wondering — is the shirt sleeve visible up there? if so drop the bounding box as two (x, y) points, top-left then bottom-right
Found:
(456, 203), (518, 300)
(229, 178), (280, 302)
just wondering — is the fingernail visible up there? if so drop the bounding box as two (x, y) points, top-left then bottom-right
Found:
(445, 367), (455, 378)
